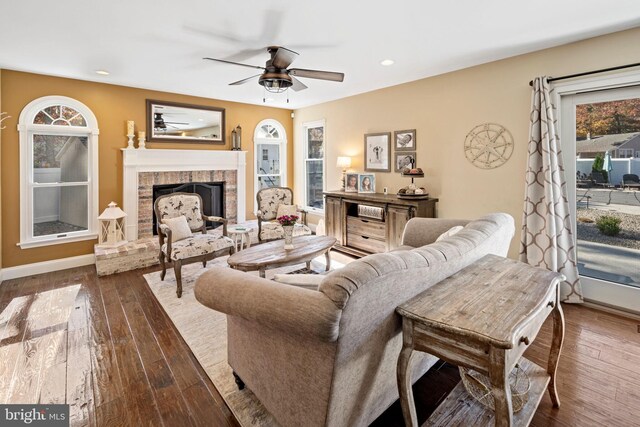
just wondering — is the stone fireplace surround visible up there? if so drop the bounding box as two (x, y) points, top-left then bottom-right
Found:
(122, 149), (246, 241)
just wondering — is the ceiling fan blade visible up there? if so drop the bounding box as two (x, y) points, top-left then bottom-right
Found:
(291, 77), (308, 92)
(203, 57), (265, 70)
(222, 48), (267, 63)
(271, 47), (298, 69)
(229, 74), (261, 86)
(289, 68), (344, 82)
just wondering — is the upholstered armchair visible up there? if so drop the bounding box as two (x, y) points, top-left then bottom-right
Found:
(256, 186), (312, 242)
(154, 192), (234, 297)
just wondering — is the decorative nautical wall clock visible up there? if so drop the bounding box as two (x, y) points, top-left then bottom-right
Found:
(464, 123), (514, 169)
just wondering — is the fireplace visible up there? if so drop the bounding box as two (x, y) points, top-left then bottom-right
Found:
(122, 149), (246, 240)
(152, 182), (225, 235)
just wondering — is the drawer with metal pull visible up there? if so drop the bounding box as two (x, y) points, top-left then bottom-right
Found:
(347, 216), (386, 240)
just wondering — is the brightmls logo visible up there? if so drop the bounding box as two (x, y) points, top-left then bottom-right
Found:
(1, 405), (69, 426)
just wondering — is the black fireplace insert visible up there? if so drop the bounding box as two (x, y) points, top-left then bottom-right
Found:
(152, 182), (225, 235)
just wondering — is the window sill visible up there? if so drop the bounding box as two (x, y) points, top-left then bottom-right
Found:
(18, 233), (98, 249)
(304, 207), (325, 216)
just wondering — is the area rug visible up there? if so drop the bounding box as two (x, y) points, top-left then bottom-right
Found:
(143, 254), (338, 426)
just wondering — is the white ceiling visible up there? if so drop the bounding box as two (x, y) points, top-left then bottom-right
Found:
(1, 0), (640, 109)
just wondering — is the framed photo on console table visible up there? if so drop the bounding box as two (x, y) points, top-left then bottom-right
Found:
(364, 132), (391, 172)
(358, 173), (376, 193)
(345, 173), (359, 192)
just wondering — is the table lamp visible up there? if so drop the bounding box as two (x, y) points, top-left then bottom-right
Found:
(336, 156), (352, 190)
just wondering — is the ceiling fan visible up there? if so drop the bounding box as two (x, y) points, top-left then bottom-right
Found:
(154, 112), (189, 131)
(203, 46), (344, 95)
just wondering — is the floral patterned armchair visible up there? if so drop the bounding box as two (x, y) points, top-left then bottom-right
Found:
(154, 192), (234, 297)
(256, 187), (312, 242)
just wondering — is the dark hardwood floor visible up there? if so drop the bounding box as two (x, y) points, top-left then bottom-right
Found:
(0, 265), (238, 427)
(1, 264), (640, 426)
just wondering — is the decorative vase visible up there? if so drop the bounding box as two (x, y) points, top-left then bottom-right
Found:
(283, 225), (294, 250)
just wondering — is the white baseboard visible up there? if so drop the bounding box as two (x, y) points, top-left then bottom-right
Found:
(1, 254), (95, 281)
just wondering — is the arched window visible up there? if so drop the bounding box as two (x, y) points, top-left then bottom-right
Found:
(254, 119), (287, 206)
(18, 96), (99, 248)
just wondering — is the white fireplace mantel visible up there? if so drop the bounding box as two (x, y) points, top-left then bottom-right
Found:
(122, 148), (247, 240)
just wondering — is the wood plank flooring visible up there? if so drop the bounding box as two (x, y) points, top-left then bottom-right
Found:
(1, 264), (640, 426)
(0, 266), (237, 427)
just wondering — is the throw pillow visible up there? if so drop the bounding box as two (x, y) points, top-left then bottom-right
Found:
(276, 204), (298, 220)
(273, 274), (324, 291)
(436, 225), (464, 242)
(163, 215), (192, 242)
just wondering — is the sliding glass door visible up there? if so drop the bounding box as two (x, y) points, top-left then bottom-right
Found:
(560, 85), (640, 311)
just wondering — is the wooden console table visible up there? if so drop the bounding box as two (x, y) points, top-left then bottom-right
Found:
(324, 190), (438, 257)
(396, 255), (565, 427)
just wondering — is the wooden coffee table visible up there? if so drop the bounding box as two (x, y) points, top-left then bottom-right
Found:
(227, 235), (337, 278)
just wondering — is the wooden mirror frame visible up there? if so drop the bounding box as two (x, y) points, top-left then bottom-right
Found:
(146, 99), (226, 144)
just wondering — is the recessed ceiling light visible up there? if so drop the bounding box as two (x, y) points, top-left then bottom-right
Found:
(380, 59), (394, 66)
(198, 118), (204, 121)
(95, 70), (110, 75)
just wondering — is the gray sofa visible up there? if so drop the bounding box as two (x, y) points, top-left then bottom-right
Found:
(195, 213), (515, 427)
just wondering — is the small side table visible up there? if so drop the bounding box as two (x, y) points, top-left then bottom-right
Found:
(396, 254), (565, 427)
(228, 226), (252, 252)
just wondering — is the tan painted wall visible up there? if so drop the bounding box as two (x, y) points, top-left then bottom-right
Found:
(1, 70), (293, 267)
(293, 27), (640, 258)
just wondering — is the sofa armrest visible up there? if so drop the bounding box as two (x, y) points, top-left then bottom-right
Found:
(401, 218), (471, 248)
(195, 267), (342, 342)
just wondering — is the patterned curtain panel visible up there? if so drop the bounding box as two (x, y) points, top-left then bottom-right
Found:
(520, 76), (583, 303)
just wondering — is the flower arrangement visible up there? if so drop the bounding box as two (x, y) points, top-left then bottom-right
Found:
(277, 214), (299, 226)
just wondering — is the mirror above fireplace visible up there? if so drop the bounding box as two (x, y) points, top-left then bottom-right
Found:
(146, 99), (225, 144)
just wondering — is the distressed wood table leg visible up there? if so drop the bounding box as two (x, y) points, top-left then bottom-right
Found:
(259, 268), (266, 278)
(489, 347), (513, 427)
(325, 250), (331, 271)
(397, 319), (418, 427)
(548, 286), (565, 408)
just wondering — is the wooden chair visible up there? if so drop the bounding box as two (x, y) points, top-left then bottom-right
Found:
(255, 186), (312, 242)
(154, 192), (234, 297)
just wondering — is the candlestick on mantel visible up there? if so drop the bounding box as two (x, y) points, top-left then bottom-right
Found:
(138, 131), (146, 149)
(126, 120), (135, 149)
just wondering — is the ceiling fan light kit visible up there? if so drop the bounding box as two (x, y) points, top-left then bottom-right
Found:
(204, 45), (344, 102)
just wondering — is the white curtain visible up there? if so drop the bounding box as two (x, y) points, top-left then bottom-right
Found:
(520, 76), (583, 303)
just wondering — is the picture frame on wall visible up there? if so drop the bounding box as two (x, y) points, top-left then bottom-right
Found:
(395, 152), (417, 172)
(395, 129), (416, 151)
(358, 173), (376, 193)
(345, 173), (359, 192)
(364, 132), (391, 172)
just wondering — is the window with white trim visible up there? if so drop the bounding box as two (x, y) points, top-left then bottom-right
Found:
(303, 120), (325, 211)
(18, 96), (100, 248)
(254, 119), (287, 201)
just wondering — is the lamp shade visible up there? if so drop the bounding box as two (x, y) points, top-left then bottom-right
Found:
(336, 156), (352, 169)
